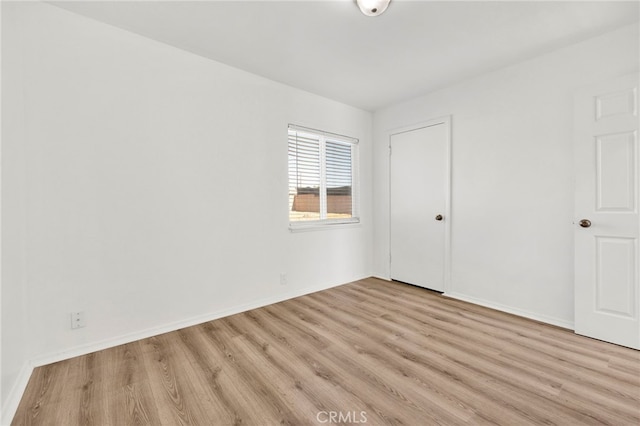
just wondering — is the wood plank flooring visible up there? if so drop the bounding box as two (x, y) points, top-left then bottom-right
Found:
(12, 278), (640, 425)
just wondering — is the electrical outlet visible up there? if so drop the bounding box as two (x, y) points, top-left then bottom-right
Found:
(71, 311), (86, 329)
(280, 273), (287, 286)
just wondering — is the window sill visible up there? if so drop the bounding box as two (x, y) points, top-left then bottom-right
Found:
(289, 218), (361, 233)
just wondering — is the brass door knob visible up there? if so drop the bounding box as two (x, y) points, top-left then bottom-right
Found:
(435, 214), (443, 221)
(579, 219), (592, 228)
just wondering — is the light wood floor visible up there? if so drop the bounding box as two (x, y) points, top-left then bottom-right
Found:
(12, 278), (640, 425)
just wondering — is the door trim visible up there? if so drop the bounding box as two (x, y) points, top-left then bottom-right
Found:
(387, 115), (452, 294)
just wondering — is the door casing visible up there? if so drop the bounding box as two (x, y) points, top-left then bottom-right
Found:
(388, 116), (452, 293)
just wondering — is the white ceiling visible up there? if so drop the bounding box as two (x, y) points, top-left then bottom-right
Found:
(51, 1), (639, 111)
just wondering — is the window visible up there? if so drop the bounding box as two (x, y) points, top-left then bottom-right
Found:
(288, 124), (359, 228)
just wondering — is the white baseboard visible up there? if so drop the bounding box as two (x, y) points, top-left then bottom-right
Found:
(0, 276), (368, 426)
(2, 277), (364, 425)
(1, 360), (34, 426)
(2, 276), (571, 425)
(444, 291), (574, 330)
(371, 274), (391, 281)
(373, 277), (573, 330)
(30, 277), (363, 368)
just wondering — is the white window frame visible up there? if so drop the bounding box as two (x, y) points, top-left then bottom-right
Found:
(288, 124), (360, 231)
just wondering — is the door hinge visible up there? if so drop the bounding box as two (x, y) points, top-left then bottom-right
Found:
(389, 145), (392, 156)
(389, 253), (392, 263)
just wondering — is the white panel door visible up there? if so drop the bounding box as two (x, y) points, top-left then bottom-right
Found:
(390, 121), (449, 292)
(574, 73), (639, 349)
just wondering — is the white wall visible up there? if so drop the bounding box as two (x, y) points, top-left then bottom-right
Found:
(1, 2), (31, 420)
(373, 23), (639, 327)
(3, 1), (638, 422)
(1, 2), (372, 418)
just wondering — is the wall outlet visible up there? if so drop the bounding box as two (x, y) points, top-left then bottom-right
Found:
(280, 273), (287, 286)
(71, 311), (86, 329)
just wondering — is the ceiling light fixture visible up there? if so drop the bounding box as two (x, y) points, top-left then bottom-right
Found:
(356, 0), (391, 17)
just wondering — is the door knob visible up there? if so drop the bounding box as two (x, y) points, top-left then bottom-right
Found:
(435, 214), (443, 221)
(579, 219), (591, 228)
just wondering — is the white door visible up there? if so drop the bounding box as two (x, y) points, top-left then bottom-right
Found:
(390, 119), (450, 292)
(574, 73), (640, 349)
